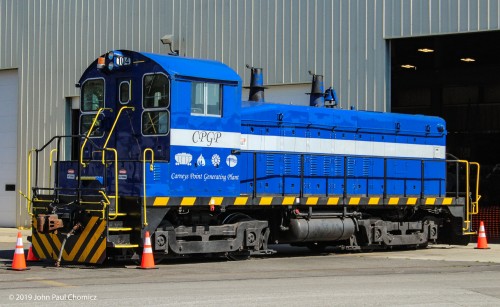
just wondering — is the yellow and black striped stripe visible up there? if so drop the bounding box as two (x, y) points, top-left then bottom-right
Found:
(151, 196), (464, 207)
(32, 216), (107, 264)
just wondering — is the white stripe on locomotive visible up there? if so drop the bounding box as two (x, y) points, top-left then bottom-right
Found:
(170, 128), (445, 159)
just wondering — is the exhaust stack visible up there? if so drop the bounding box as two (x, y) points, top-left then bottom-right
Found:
(307, 72), (325, 107)
(245, 65), (266, 102)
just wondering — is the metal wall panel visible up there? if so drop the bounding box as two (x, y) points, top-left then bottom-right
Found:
(385, 0), (500, 38)
(13, 0), (500, 226)
(0, 0), (392, 226)
(0, 0), (21, 69)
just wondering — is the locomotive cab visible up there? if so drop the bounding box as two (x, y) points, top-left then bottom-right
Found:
(73, 50), (243, 197)
(29, 50), (255, 264)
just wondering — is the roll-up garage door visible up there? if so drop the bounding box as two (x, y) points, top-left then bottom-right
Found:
(0, 69), (18, 227)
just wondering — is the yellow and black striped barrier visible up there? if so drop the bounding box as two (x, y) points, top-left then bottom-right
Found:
(151, 196), (464, 207)
(31, 216), (107, 264)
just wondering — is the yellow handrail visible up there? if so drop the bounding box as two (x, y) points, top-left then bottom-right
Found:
(469, 162), (481, 215)
(80, 107), (112, 167)
(103, 106), (135, 149)
(455, 160), (471, 232)
(87, 107), (133, 220)
(142, 148), (155, 227)
(99, 191), (111, 220)
(102, 148), (120, 220)
(48, 149), (57, 189)
(455, 160), (481, 233)
(22, 149), (37, 216)
(19, 148), (36, 216)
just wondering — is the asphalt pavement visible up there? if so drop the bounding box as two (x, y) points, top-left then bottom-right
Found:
(0, 236), (499, 306)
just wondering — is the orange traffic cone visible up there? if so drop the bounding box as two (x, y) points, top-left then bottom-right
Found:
(475, 221), (490, 249)
(9, 232), (29, 271)
(27, 242), (40, 262)
(138, 231), (157, 269)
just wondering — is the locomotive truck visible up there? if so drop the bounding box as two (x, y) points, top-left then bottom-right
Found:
(24, 50), (480, 264)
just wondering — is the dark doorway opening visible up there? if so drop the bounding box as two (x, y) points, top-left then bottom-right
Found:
(71, 108), (80, 161)
(391, 31), (500, 205)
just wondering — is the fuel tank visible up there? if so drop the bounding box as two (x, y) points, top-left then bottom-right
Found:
(285, 217), (356, 242)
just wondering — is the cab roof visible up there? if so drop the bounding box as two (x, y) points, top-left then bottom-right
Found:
(141, 51), (241, 83)
(79, 50), (241, 85)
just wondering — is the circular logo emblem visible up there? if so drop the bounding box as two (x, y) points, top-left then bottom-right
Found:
(211, 154), (221, 167)
(226, 155), (238, 167)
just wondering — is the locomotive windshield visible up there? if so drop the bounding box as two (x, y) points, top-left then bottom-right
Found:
(142, 73), (170, 136)
(143, 73), (169, 108)
(80, 78), (105, 137)
(142, 111), (169, 135)
(80, 114), (104, 137)
(81, 79), (104, 111)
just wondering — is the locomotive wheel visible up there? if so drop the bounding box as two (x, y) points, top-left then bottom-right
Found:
(221, 212), (253, 224)
(222, 213), (253, 261)
(226, 250), (251, 261)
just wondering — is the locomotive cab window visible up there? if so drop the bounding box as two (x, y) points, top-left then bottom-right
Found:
(191, 82), (222, 116)
(81, 79), (105, 111)
(142, 73), (170, 136)
(142, 111), (170, 135)
(80, 78), (105, 137)
(80, 114), (104, 137)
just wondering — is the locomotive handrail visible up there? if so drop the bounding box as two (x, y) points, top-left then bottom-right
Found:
(470, 162), (481, 215)
(241, 120), (444, 137)
(21, 148), (37, 216)
(33, 186), (105, 193)
(24, 130), (128, 219)
(24, 135), (100, 210)
(103, 106), (135, 149)
(23, 146), (65, 215)
(456, 160), (472, 233)
(48, 149), (58, 189)
(234, 149), (447, 161)
(461, 160), (480, 234)
(35, 134), (102, 155)
(442, 159), (480, 234)
(80, 107), (112, 168)
(97, 106), (135, 221)
(236, 149), (475, 210)
(102, 147), (120, 220)
(142, 148), (155, 227)
(99, 191), (111, 220)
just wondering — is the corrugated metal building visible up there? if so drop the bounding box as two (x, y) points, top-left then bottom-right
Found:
(1, 0), (500, 227)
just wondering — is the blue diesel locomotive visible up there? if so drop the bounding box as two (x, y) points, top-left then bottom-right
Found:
(26, 50), (480, 264)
